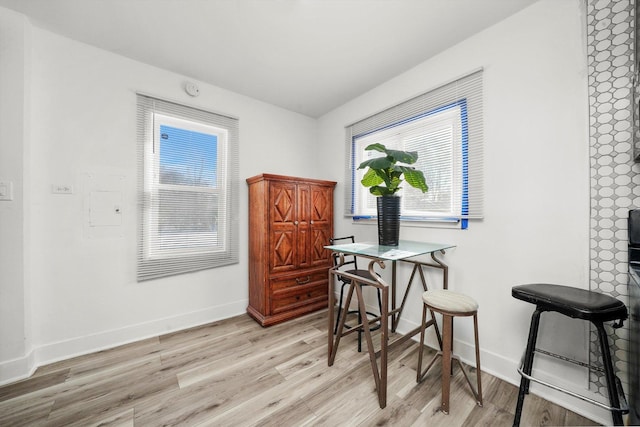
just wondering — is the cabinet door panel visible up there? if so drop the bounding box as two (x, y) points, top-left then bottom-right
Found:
(297, 184), (311, 268)
(310, 185), (332, 266)
(311, 185), (332, 224)
(311, 227), (331, 266)
(270, 182), (297, 272)
(297, 184), (311, 224)
(297, 227), (311, 268)
(271, 230), (296, 272)
(270, 182), (296, 224)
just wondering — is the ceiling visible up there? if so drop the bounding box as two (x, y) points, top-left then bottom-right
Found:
(0, 0), (538, 117)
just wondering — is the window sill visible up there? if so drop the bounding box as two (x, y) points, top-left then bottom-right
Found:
(350, 217), (464, 230)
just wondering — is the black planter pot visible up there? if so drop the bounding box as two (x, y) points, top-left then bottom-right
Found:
(377, 196), (400, 246)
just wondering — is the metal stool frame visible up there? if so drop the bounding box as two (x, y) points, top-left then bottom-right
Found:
(512, 284), (628, 427)
(417, 297), (483, 414)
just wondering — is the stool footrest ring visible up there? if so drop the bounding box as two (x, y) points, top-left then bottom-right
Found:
(338, 309), (382, 333)
(516, 354), (628, 413)
(533, 347), (603, 372)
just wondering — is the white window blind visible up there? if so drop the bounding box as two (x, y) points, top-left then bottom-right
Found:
(137, 94), (239, 281)
(345, 69), (484, 226)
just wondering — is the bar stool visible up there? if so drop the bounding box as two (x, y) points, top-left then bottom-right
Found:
(330, 236), (382, 352)
(512, 283), (628, 426)
(417, 289), (483, 414)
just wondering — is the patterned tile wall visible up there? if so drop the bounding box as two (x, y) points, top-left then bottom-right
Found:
(587, 0), (636, 395)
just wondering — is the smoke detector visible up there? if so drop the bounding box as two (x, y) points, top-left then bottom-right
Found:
(185, 82), (200, 97)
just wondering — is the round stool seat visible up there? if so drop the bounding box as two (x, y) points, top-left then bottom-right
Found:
(422, 290), (478, 314)
(417, 289), (483, 413)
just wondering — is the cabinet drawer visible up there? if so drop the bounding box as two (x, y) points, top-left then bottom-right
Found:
(271, 284), (328, 314)
(270, 270), (327, 292)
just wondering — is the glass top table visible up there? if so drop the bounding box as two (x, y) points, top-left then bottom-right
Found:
(325, 239), (455, 408)
(324, 240), (455, 261)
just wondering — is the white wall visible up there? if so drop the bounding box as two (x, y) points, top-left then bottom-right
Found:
(0, 6), (320, 383)
(0, 0), (613, 423)
(0, 8), (32, 380)
(318, 0), (606, 422)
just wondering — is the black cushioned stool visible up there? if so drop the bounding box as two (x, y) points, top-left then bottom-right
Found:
(512, 283), (628, 426)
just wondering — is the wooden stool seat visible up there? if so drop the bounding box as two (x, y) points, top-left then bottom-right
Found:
(417, 290), (483, 414)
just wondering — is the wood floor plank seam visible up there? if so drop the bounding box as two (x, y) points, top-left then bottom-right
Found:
(0, 311), (600, 427)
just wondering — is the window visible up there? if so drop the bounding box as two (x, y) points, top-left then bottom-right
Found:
(137, 94), (239, 281)
(346, 70), (483, 228)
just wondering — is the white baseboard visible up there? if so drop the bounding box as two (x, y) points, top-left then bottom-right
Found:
(0, 299), (247, 386)
(0, 351), (37, 387)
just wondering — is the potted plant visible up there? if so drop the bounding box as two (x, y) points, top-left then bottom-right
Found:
(358, 143), (428, 246)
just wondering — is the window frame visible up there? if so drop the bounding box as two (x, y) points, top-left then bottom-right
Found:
(137, 94), (239, 282)
(145, 113), (228, 259)
(351, 101), (467, 223)
(344, 69), (483, 229)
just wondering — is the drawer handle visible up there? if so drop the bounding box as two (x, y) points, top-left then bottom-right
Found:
(296, 276), (311, 285)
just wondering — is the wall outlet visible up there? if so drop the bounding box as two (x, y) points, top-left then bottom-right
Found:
(52, 184), (74, 194)
(0, 181), (13, 201)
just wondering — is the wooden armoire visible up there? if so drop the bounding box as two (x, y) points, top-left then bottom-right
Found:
(246, 174), (336, 326)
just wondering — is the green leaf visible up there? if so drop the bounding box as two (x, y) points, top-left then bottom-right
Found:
(358, 142), (429, 197)
(387, 149), (418, 165)
(361, 144), (418, 165)
(364, 143), (388, 154)
(369, 185), (394, 196)
(360, 168), (383, 187)
(401, 167), (428, 193)
(387, 175), (402, 192)
(358, 156), (392, 170)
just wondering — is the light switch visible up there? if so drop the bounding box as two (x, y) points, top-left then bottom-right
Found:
(0, 181), (14, 201)
(52, 184), (74, 194)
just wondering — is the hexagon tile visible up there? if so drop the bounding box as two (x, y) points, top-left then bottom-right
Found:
(587, 0), (637, 397)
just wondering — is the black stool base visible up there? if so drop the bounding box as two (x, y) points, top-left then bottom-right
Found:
(511, 284), (628, 427)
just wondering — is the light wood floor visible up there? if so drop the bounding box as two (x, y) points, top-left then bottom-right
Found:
(0, 309), (599, 426)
